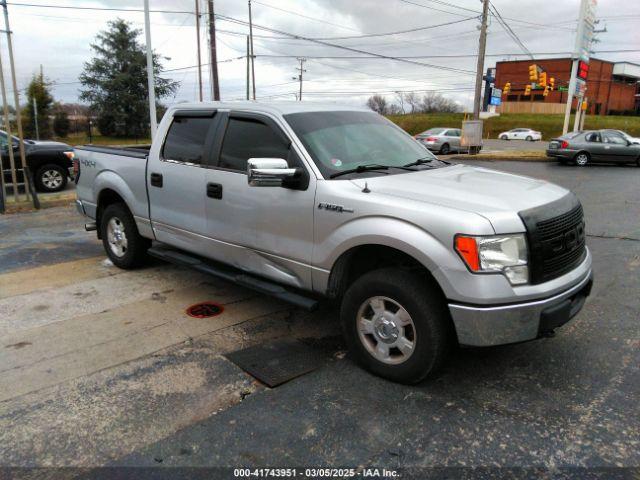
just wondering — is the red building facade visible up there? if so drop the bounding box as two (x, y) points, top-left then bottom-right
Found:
(494, 58), (640, 115)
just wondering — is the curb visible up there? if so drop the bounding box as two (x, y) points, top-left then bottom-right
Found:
(450, 155), (553, 163)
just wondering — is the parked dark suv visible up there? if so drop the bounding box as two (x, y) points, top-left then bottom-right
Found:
(1, 130), (74, 192)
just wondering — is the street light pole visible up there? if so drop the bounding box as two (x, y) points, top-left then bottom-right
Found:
(248, 0), (256, 100)
(143, 0), (157, 136)
(473, 0), (490, 120)
(195, 0), (203, 102)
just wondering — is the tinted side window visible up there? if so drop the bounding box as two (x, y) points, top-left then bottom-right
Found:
(219, 117), (290, 172)
(162, 116), (215, 164)
(585, 132), (600, 142)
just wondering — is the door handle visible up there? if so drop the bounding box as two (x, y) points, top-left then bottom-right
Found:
(207, 182), (223, 199)
(150, 172), (163, 187)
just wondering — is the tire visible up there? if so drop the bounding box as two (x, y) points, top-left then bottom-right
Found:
(499, 135), (508, 140)
(100, 203), (150, 269)
(35, 164), (67, 193)
(636, 157), (640, 167)
(574, 152), (590, 167)
(340, 268), (451, 384)
(526, 136), (533, 141)
(439, 143), (450, 155)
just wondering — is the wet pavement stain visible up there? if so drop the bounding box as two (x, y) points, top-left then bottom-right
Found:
(5, 341), (32, 350)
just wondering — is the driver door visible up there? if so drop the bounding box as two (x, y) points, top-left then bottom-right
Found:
(203, 112), (316, 290)
(602, 132), (635, 162)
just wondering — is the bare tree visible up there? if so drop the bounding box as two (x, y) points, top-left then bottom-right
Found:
(394, 92), (406, 114)
(403, 91), (421, 113)
(366, 95), (389, 115)
(420, 92), (460, 113)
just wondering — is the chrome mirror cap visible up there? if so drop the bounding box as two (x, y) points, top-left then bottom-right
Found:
(247, 158), (297, 187)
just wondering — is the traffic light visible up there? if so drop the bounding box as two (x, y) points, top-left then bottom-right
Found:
(528, 64), (538, 81)
(503, 82), (511, 95)
(549, 77), (555, 91)
(543, 86), (550, 97)
(539, 71), (547, 88)
(524, 84), (532, 96)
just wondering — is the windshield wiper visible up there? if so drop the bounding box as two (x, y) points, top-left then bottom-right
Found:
(402, 156), (436, 168)
(329, 163), (389, 179)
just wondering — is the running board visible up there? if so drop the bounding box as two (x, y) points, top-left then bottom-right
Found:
(147, 245), (319, 311)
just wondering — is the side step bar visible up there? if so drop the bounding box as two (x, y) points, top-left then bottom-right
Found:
(147, 246), (319, 311)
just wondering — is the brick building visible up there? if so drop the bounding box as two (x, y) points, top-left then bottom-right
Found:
(494, 58), (640, 115)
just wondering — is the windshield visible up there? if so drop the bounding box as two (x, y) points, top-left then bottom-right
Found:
(284, 111), (442, 179)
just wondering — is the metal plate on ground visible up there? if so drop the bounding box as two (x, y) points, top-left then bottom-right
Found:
(225, 339), (326, 387)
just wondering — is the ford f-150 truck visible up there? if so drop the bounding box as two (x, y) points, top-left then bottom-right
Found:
(74, 102), (593, 383)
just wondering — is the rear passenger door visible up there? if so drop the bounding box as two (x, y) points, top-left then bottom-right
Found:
(446, 129), (462, 151)
(147, 110), (220, 254)
(203, 111), (316, 290)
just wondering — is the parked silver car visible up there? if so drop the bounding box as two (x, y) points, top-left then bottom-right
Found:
(415, 127), (465, 154)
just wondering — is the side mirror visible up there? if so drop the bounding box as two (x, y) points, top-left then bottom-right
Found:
(247, 158), (297, 187)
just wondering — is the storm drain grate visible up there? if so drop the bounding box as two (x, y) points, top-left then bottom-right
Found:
(225, 339), (326, 387)
(185, 302), (224, 318)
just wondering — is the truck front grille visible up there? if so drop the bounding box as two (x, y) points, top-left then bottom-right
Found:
(519, 194), (586, 285)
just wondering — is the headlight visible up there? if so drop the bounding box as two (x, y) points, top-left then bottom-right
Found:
(455, 234), (529, 285)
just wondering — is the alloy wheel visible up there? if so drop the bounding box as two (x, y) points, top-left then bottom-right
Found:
(41, 169), (64, 189)
(106, 217), (128, 257)
(356, 296), (416, 365)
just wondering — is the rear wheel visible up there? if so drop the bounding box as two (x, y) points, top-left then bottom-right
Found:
(574, 152), (590, 166)
(439, 143), (450, 155)
(340, 268), (450, 384)
(35, 164), (67, 193)
(100, 203), (150, 269)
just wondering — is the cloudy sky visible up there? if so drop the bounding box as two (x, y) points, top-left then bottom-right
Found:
(4, 0), (640, 110)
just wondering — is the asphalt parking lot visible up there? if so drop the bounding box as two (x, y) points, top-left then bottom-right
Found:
(0, 160), (638, 476)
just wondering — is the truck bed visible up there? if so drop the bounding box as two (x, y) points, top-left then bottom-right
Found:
(75, 144), (151, 224)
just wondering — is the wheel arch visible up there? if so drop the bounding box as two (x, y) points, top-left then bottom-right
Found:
(96, 188), (129, 239)
(326, 243), (446, 303)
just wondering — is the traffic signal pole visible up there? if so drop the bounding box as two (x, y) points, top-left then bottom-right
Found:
(472, 0), (490, 119)
(562, 59), (578, 135)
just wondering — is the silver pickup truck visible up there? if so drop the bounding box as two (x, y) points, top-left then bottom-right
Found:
(75, 102), (593, 383)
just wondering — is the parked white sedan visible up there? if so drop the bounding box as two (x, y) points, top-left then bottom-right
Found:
(498, 128), (542, 141)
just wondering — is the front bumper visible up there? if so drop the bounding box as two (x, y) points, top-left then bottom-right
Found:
(448, 270), (593, 347)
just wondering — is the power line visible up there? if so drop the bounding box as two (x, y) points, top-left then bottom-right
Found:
(251, 0), (359, 32)
(215, 14), (476, 75)
(6, 2), (194, 14)
(489, 2), (533, 59)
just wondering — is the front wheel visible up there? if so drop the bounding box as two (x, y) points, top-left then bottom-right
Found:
(526, 136), (533, 141)
(499, 135), (508, 140)
(340, 268), (451, 384)
(35, 164), (68, 192)
(100, 203), (150, 269)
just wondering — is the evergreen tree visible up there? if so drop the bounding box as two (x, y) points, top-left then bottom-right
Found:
(53, 107), (70, 137)
(79, 19), (178, 137)
(24, 73), (54, 139)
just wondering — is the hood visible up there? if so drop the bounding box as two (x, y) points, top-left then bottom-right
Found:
(26, 140), (71, 150)
(349, 164), (570, 232)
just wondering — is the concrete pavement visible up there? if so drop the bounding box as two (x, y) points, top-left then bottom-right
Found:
(0, 161), (638, 475)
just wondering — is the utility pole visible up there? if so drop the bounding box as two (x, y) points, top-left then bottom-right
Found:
(472, 0), (490, 119)
(293, 58), (306, 101)
(2, 0), (30, 201)
(0, 33), (18, 203)
(207, 0), (220, 100)
(248, 0), (256, 100)
(143, 0), (157, 136)
(246, 36), (250, 100)
(195, 0), (203, 102)
(32, 98), (39, 140)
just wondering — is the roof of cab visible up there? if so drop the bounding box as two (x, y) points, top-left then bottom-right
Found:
(167, 100), (371, 116)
